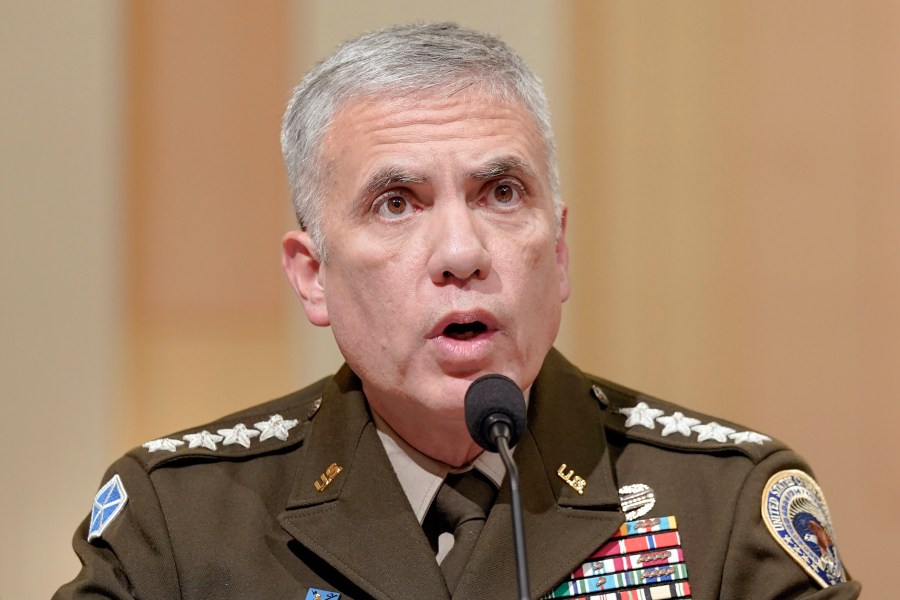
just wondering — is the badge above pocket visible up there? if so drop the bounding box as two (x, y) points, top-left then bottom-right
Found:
(541, 516), (692, 599)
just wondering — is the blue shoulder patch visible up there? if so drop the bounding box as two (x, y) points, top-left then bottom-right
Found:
(88, 474), (128, 541)
(305, 589), (341, 600)
(762, 469), (847, 587)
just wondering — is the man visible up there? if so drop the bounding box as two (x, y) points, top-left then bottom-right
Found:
(56, 23), (860, 599)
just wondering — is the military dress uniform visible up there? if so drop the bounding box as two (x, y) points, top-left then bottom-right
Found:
(55, 349), (860, 599)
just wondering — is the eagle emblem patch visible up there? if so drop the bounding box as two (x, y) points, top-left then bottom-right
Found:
(762, 470), (847, 587)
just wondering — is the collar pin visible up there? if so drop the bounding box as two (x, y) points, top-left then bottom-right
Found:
(314, 462), (343, 492)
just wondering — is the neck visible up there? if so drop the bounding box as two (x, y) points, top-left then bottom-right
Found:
(364, 388), (483, 468)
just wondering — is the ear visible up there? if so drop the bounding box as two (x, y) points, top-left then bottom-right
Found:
(282, 230), (330, 326)
(556, 204), (571, 303)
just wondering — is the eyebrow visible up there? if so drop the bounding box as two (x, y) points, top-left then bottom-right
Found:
(363, 166), (428, 198)
(468, 155), (538, 181)
(351, 155), (539, 217)
(362, 155), (537, 196)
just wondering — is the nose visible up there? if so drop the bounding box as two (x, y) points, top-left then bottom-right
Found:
(427, 202), (491, 285)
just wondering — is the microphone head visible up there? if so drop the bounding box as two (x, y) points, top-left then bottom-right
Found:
(464, 373), (527, 452)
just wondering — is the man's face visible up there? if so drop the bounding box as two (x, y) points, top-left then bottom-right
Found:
(284, 89), (569, 423)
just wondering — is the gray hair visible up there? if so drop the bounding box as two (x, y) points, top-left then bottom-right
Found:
(280, 22), (560, 260)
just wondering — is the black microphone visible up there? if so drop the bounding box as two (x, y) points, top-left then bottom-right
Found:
(464, 374), (530, 600)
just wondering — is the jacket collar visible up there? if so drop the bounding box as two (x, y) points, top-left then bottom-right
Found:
(279, 350), (624, 599)
(454, 348), (624, 598)
(279, 365), (450, 599)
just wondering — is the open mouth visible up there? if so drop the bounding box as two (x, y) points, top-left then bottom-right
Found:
(442, 321), (488, 341)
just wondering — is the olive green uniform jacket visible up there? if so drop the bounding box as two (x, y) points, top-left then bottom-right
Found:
(56, 349), (860, 599)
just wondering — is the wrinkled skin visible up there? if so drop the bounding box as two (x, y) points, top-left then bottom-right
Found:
(283, 89), (569, 466)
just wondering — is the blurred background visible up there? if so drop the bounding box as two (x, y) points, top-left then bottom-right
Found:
(1, 1), (895, 597)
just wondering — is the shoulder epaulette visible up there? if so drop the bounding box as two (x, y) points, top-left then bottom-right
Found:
(589, 375), (786, 464)
(128, 376), (331, 472)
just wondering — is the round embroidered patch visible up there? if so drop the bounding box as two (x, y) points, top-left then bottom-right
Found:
(762, 469), (847, 587)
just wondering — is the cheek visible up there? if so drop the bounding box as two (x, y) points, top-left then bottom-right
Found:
(327, 268), (386, 324)
(326, 276), (396, 373)
(496, 233), (565, 349)
(324, 242), (413, 335)
(499, 231), (560, 288)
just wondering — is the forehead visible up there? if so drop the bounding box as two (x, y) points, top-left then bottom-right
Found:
(320, 89), (549, 183)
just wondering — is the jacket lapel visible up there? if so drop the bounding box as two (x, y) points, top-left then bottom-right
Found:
(277, 368), (449, 600)
(454, 349), (625, 599)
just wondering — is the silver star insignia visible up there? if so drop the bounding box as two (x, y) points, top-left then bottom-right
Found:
(656, 411), (701, 437)
(692, 421), (736, 443)
(217, 423), (260, 448)
(142, 438), (185, 453)
(620, 401), (665, 429)
(183, 430), (224, 450)
(729, 430), (771, 445)
(254, 414), (299, 442)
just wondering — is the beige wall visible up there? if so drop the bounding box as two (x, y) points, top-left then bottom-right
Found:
(0, 1), (123, 598)
(121, 0), (298, 450)
(2, 1), (894, 598)
(563, 5), (898, 597)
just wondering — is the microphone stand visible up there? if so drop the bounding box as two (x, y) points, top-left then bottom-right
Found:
(494, 425), (530, 600)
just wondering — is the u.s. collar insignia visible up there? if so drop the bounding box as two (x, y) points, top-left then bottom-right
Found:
(762, 470), (847, 587)
(557, 464), (587, 495)
(87, 474), (128, 541)
(314, 463), (343, 492)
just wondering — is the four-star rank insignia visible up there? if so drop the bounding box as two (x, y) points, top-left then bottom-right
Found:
(87, 474), (128, 541)
(762, 469), (847, 587)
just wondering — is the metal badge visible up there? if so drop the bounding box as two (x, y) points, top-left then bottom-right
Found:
(314, 462), (343, 492)
(557, 463), (586, 495)
(618, 483), (656, 520)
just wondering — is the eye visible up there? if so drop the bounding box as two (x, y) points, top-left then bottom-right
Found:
(484, 179), (524, 208)
(374, 192), (415, 219)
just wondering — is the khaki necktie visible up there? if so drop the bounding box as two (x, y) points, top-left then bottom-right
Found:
(423, 469), (498, 594)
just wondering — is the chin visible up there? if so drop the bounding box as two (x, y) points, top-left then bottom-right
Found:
(415, 383), (468, 416)
(427, 390), (468, 414)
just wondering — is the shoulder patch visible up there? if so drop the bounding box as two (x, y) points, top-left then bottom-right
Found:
(762, 469), (847, 587)
(88, 474), (128, 541)
(305, 589), (341, 600)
